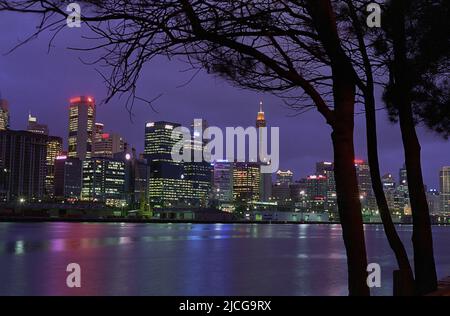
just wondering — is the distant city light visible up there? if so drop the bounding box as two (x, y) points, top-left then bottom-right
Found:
(146, 122), (155, 127)
(125, 153), (131, 160)
(56, 155), (67, 160)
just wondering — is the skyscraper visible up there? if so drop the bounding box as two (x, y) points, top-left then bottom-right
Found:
(355, 159), (375, 211)
(81, 157), (126, 206)
(233, 162), (260, 203)
(68, 96), (96, 160)
(54, 155), (82, 200)
(276, 170), (294, 185)
(440, 166), (450, 213)
(93, 132), (125, 158)
(256, 101), (272, 201)
(316, 161), (337, 214)
(45, 136), (63, 197)
(0, 130), (47, 202)
(27, 113), (49, 135)
(213, 160), (234, 204)
(0, 99), (9, 131)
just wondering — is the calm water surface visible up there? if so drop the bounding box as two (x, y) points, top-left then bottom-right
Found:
(0, 222), (449, 295)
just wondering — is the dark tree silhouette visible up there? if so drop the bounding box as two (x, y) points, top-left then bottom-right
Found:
(370, 0), (449, 295)
(335, 0), (415, 296)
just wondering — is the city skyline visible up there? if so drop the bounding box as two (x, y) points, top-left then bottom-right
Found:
(0, 14), (448, 189)
(0, 92), (448, 190)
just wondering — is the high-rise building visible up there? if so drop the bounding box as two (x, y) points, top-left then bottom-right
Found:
(0, 130), (47, 202)
(276, 170), (294, 185)
(145, 121), (210, 208)
(144, 121), (180, 161)
(54, 155), (82, 200)
(440, 166), (450, 213)
(68, 96), (96, 160)
(0, 99), (9, 131)
(93, 132), (125, 158)
(305, 175), (328, 212)
(426, 189), (441, 214)
(256, 101), (272, 201)
(27, 113), (49, 135)
(45, 136), (63, 197)
(233, 162), (260, 203)
(316, 161), (337, 214)
(213, 160), (234, 204)
(81, 157), (126, 206)
(355, 159), (375, 211)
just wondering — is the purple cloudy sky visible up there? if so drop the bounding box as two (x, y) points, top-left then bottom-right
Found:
(0, 13), (448, 187)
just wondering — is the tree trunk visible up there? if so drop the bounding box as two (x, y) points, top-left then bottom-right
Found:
(306, 0), (369, 296)
(344, 0), (415, 295)
(332, 71), (370, 297)
(364, 93), (415, 296)
(391, 0), (438, 295)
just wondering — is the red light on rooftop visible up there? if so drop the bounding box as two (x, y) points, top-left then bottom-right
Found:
(354, 159), (364, 164)
(102, 133), (110, 139)
(69, 97), (81, 103)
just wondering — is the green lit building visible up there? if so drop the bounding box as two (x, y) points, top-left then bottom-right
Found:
(145, 120), (212, 209)
(81, 157), (126, 206)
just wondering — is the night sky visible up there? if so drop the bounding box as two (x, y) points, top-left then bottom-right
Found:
(0, 13), (448, 187)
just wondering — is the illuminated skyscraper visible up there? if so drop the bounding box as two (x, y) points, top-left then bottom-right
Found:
(68, 96), (96, 160)
(0, 130), (47, 202)
(54, 155), (82, 200)
(27, 113), (49, 135)
(256, 101), (272, 201)
(276, 170), (294, 185)
(213, 160), (234, 204)
(145, 120), (212, 208)
(233, 162), (260, 203)
(440, 166), (450, 213)
(81, 157), (126, 206)
(0, 99), (9, 131)
(93, 132), (125, 158)
(355, 159), (375, 211)
(45, 136), (63, 197)
(316, 161), (337, 214)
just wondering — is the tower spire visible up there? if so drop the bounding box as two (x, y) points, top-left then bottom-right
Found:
(259, 100), (263, 113)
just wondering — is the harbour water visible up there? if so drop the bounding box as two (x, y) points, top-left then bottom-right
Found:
(0, 222), (449, 295)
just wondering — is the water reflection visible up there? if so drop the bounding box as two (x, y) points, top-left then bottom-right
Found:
(0, 222), (448, 295)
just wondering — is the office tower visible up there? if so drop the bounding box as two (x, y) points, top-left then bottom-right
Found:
(45, 136), (63, 197)
(27, 113), (49, 135)
(305, 175), (327, 212)
(233, 162), (261, 203)
(381, 173), (397, 213)
(93, 132), (125, 158)
(256, 101), (272, 201)
(25, 113), (62, 197)
(94, 122), (104, 138)
(276, 170), (294, 185)
(354, 159), (375, 211)
(316, 161), (337, 214)
(145, 120), (212, 208)
(440, 166), (450, 213)
(81, 157), (126, 206)
(271, 182), (291, 202)
(399, 164), (408, 185)
(426, 189), (441, 214)
(0, 130), (47, 202)
(213, 160), (234, 204)
(0, 99), (9, 131)
(394, 164), (410, 213)
(144, 121), (181, 161)
(68, 96), (96, 160)
(54, 155), (82, 200)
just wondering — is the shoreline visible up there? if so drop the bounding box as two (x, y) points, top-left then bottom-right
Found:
(0, 216), (449, 225)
